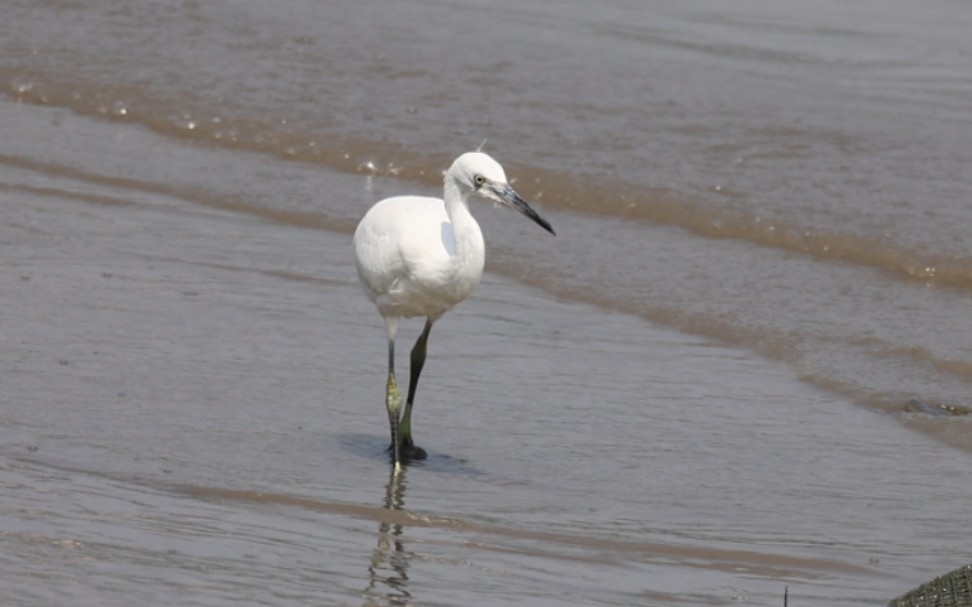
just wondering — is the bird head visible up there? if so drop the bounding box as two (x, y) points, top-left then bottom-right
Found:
(447, 152), (555, 235)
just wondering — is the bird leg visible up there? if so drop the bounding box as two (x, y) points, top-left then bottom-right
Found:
(398, 318), (432, 461)
(386, 338), (403, 473)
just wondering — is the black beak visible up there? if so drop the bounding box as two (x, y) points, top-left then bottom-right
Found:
(491, 183), (555, 235)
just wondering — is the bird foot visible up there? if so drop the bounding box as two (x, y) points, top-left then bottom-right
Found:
(388, 440), (428, 462)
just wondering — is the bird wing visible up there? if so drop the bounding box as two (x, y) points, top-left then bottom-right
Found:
(353, 196), (448, 302)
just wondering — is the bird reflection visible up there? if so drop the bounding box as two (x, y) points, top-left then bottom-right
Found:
(363, 467), (411, 607)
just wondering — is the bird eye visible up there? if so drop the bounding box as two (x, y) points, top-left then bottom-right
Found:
(474, 175), (485, 187)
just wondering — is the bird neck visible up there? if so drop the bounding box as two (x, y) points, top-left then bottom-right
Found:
(443, 178), (472, 224)
(442, 178), (483, 256)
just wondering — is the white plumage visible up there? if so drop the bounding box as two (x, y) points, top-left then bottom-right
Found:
(353, 151), (554, 471)
(354, 194), (485, 321)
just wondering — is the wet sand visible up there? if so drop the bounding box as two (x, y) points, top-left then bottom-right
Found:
(3, 102), (972, 605)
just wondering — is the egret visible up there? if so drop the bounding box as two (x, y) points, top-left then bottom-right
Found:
(353, 152), (555, 471)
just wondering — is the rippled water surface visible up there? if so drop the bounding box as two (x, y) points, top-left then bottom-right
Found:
(2, 0), (971, 605)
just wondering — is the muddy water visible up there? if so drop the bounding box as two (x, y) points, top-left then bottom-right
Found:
(3, 0), (972, 605)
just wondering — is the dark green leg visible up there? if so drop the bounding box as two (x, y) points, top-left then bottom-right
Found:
(398, 318), (432, 461)
(385, 338), (402, 473)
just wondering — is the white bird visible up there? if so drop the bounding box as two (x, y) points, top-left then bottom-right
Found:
(353, 152), (555, 471)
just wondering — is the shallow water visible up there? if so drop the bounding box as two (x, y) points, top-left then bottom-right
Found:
(2, 1), (972, 605)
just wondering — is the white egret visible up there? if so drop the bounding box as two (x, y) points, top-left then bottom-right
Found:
(353, 152), (555, 471)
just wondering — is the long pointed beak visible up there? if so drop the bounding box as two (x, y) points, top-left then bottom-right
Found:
(491, 183), (556, 235)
